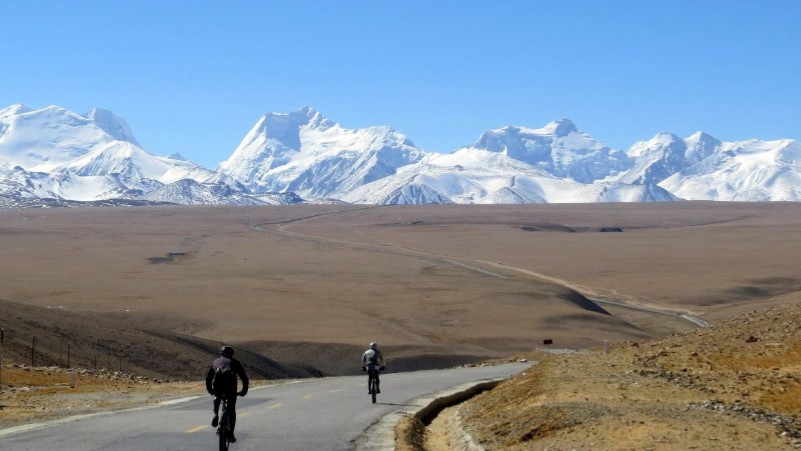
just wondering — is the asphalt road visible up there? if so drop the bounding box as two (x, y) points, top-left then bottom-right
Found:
(0, 363), (529, 450)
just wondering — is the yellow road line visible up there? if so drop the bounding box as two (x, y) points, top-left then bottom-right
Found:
(301, 394), (313, 400)
(239, 412), (251, 418)
(186, 425), (207, 434)
(268, 403), (283, 409)
(327, 389), (342, 393)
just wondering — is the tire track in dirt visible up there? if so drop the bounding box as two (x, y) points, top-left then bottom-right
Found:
(250, 208), (708, 329)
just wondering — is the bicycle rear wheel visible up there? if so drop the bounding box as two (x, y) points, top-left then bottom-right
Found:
(368, 370), (378, 404)
(219, 430), (230, 451)
(218, 399), (231, 451)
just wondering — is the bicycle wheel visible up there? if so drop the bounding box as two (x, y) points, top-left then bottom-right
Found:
(219, 429), (229, 451)
(369, 371), (377, 404)
(218, 400), (230, 451)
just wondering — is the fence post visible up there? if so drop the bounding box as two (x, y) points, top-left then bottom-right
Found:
(67, 344), (71, 369)
(1, 328), (4, 397)
(31, 336), (37, 367)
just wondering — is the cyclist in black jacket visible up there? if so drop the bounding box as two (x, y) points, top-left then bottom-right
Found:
(205, 345), (249, 443)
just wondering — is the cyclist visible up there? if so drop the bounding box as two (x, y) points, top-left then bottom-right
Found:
(361, 342), (385, 393)
(205, 345), (249, 443)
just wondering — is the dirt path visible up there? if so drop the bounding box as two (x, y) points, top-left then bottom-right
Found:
(253, 209), (708, 330)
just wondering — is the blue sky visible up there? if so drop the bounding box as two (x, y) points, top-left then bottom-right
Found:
(2, 1), (799, 168)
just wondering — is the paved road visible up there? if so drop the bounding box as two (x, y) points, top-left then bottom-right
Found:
(0, 363), (529, 450)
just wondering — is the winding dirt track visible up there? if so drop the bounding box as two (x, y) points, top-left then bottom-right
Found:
(251, 206), (709, 329)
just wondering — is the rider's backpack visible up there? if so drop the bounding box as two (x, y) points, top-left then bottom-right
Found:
(365, 349), (378, 364)
(211, 358), (236, 393)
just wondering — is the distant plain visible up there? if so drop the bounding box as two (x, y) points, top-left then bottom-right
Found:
(1, 202), (799, 376)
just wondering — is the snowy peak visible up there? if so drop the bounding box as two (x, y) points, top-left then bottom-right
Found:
(0, 103), (34, 119)
(628, 132), (683, 157)
(258, 106), (336, 135)
(294, 105), (335, 129)
(0, 104), (248, 205)
(659, 137), (801, 201)
(539, 117), (579, 137)
(621, 132), (696, 185)
(0, 105), (112, 170)
(686, 130), (718, 145)
(217, 108), (427, 198)
(471, 119), (630, 183)
(622, 130), (801, 201)
(86, 107), (142, 147)
(232, 107), (337, 160)
(474, 117), (581, 151)
(684, 131), (721, 163)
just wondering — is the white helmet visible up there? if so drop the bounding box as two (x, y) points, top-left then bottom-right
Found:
(369, 342), (378, 350)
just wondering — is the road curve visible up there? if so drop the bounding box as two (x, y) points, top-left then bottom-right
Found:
(0, 363), (529, 450)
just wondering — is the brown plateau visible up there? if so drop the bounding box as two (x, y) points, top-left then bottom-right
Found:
(1, 202), (800, 447)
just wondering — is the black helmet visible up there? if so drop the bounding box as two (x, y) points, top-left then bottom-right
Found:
(220, 345), (234, 357)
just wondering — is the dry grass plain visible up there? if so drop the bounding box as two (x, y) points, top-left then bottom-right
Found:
(3, 201), (801, 445)
(2, 201), (801, 376)
(451, 301), (801, 450)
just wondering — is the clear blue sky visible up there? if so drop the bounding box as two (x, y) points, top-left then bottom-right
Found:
(2, 1), (799, 168)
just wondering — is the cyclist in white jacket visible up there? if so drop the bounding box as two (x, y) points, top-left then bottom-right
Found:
(361, 342), (385, 393)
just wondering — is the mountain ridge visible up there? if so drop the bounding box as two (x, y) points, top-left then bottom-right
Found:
(0, 104), (799, 206)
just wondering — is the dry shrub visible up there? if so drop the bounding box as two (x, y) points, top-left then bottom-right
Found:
(761, 382), (801, 413)
(703, 340), (801, 412)
(2, 367), (73, 387)
(708, 341), (801, 372)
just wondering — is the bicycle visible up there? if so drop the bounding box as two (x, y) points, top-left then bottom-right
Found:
(217, 396), (233, 450)
(366, 366), (385, 404)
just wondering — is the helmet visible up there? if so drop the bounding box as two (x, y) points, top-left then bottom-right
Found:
(369, 342), (377, 350)
(220, 345), (234, 357)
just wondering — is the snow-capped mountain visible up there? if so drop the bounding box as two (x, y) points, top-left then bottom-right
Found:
(2, 103), (800, 206)
(618, 131), (721, 185)
(472, 119), (632, 183)
(0, 104), (120, 170)
(216, 109), (670, 204)
(0, 162), (59, 200)
(216, 106), (427, 200)
(658, 138), (801, 201)
(0, 104), (254, 205)
(85, 107), (142, 148)
(617, 131), (801, 201)
(342, 141), (675, 204)
(136, 179), (304, 205)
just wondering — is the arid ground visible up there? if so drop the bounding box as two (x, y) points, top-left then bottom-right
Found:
(428, 300), (801, 450)
(2, 202), (801, 446)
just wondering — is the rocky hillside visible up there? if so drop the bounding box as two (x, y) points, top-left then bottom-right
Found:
(0, 298), (316, 381)
(457, 301), (801, 450)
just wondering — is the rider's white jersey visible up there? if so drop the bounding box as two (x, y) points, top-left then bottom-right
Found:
(361, 349), (384, 369)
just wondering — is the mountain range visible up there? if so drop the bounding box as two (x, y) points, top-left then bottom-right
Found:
(1, 103), (799, 206)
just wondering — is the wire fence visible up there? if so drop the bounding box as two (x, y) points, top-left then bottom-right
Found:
(0, 326), (128, 383)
